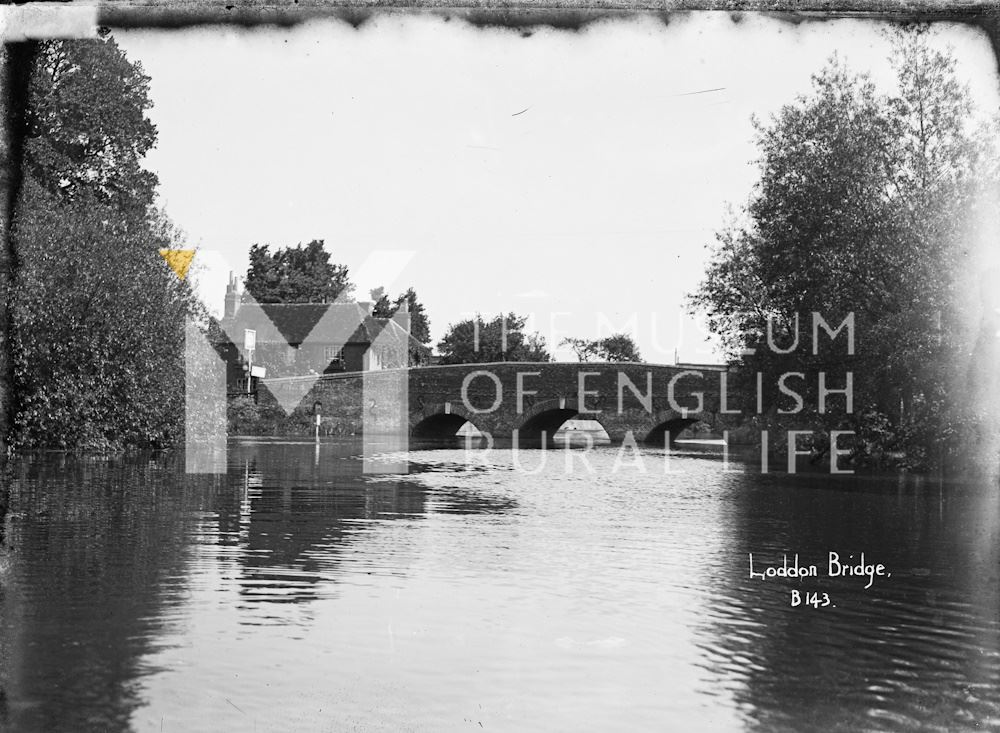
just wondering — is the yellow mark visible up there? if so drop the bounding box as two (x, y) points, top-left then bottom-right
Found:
(158, 249), (195, 280)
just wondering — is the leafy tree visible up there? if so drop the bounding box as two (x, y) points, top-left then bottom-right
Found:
(598, 334), (642, 362)
(561, 334), (642, 362)
(393, 288), (431, 345)
(561, 337), (597, 362)
(8, 34), (199, 450)
(11, 180), (195, 450)
(370, 286), (432, 345)
(438, 313), (549, 364)
(243, 240), (353, 304)
(367, 286), (432, 365)
(0, 47), (17, 460)
(369, 287), (393, 317)
(22, 30), (158, 220)
(688, 27), (996, 469)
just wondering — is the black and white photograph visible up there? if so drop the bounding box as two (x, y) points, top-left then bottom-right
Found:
(0, 4), (998, 731)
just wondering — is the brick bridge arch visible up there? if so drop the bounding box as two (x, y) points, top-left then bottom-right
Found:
(410, 402), (482, 440)
(407, 362), (724, 446)
(517, 397), (598, 445)
(642, 409), (703, 447)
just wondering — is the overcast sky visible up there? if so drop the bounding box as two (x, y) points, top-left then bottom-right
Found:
(117, 14), (1000, 362)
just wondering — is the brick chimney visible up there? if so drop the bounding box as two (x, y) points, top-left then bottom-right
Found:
(224, 272), (241, 320)
(392, 297), (411, 335)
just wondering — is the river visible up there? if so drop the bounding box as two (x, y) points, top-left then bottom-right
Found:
(0, 439), (997, 731)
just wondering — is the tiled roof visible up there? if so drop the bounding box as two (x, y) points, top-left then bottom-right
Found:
(214, 302), (432, 355)
(367, 316), (433, 354)
(221, 303), (373, 345)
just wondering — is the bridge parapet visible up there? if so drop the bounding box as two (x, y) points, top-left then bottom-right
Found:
(260, 361), (727, 444)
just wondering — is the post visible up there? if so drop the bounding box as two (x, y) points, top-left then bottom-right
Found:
(244, 329), (256, 397)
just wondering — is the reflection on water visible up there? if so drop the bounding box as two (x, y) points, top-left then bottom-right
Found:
(0, 440), (997, 731)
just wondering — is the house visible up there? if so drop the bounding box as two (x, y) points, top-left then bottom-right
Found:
(214, 274), (430, 393)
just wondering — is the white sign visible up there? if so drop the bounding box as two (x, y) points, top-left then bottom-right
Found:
(244, 329), (256, 351)
(250, 365), (266, 378)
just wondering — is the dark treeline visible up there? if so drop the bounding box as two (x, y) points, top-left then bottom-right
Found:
(689, 27), (1000, 472)
(237, 241), (434, 363)
(437, 313), (550, 364)
(3, 33), (198, 453)
(561, 334), (642, 363)
(240, 241), (433, 350)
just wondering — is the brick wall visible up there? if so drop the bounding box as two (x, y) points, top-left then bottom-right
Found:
(260, 362), (725, 443)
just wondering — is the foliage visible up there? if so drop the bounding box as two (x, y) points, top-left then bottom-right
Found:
(23, 30), (158, 220)
(370, 286), (432, 345)
(0, 49), (12, 461)
(8, 35), (199, 451)
(437, 313), (550, 364)
(688, 27), (997, 470)
(11, 181), (194, 451)
(370, 287), (393, 317)
(561, 333), (642, 362)
(227, 395), (291, 435)
(394, 288), (431, 345)
(243, 240), (353, 304)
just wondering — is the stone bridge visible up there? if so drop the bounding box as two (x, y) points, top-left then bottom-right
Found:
(261, 361), (728, 447)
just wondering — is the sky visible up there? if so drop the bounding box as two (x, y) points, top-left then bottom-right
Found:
(116, 13), (1000, 363)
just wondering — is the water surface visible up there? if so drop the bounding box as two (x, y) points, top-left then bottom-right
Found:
(0, 440), (997, 731)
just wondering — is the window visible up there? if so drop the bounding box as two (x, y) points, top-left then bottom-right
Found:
(324, 346), (343, 364)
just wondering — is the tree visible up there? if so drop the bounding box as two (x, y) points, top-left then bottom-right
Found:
(369, 287), (393, 317)
(437, 313), (550, 364)
(370, 286), (432, 345)
(8, 35), (199, 450)
(0, 45), (23, 460)
(598, 334), (642, 362)
(393, 288), (431, 345)
(243, 240), (353, 304)
(561, 337), (598, 362)
(688, 27), (995, 468)
(11, 179), (195, 450)
(22, 30), (158, 220)
(369, 286), (432, 365)
(561, 334), (641, 362)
